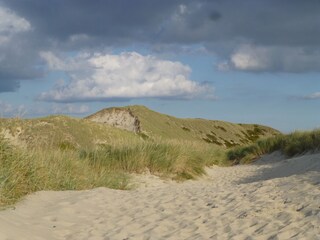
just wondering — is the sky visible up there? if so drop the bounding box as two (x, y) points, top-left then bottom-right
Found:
(0, 0), (320, 133)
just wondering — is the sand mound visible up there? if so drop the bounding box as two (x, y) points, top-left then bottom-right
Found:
(0, 152), (319, 239)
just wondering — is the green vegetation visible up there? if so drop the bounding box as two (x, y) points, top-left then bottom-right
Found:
(0, 106), (280, 207)
(89, 105), (279, 147)
(81, 140), (226, 180)
(0, 138), (225, 207)
(0, 114), (226, 207)
(0, 137), (129, 207)
(227, 129), (320, 164)
(0, 115), (139, 149)
(202, 132), (223, 145)
(181, 126), (191, 132)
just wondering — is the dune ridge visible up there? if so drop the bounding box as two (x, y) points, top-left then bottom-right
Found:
(85, 105), (279, 147)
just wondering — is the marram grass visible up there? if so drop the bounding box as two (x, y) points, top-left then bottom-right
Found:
(0, 137), (226, 207)
(0, 137), (129, 207)
(81, 140), (226, 180)
(227, 129), (320, 164)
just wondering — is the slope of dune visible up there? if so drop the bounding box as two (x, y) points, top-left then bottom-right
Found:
(86, 105), (280, 147)
(0, 115), (139, 149)
(0, 152), (319, 240)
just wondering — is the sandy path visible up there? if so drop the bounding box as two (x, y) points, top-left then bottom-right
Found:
(0, 152), (319, 240)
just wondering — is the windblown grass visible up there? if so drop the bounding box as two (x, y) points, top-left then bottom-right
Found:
(0, 110), (276, 208)
(227, 129), (320, 164)
(80, 140), (226, 180)
(0, 137), (129, 207)
(0, 136), (226, 207)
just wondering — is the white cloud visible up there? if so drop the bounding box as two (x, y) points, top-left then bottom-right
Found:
(179, 4), (187, 15)
(0, 100), (13, 113)
(218, 45), (320, 73)
(304, 92), (320, 100)
(0, 101), (90, 117)
(39, 51), (214, 102)
(230, 45), (270, 71)
(0, 100), (27, 117)
(39, 51), (91, 71)
(68, 34), (90, 42)
(51, 104), (90, 114)
(39, 52), (67, 70)
(0, 6), (31, 44)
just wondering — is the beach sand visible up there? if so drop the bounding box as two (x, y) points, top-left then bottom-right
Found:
(0, 152), (319, 240)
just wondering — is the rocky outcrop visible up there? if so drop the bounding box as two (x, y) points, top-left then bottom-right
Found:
(85, 108), (141, 133)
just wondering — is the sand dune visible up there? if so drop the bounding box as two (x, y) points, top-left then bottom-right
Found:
(0, 152), (319, 240)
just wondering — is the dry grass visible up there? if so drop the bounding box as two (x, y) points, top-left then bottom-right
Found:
(91, 105), (280, 147)
(0, 135), (226, 207)
(81, 140), (226, 180)
(0, 137), (129, 207)
(1, 108), (276, 208)
(227, 129), (320, 164)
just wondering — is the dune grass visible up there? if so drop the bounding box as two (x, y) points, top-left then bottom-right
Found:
(0, 115), (140, 150)
(0, 137), (130, 207)
(89, 105), (279, 147)
(227, 129), (320, 164)
(81, 140), (227, 180)
(0, 109), (278, 208)
(0, 136), (226, 207)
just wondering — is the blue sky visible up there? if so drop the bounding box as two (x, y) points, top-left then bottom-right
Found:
(0, 0), (320, 133)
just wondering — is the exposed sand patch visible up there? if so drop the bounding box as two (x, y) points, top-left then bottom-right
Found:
(86, 108), (141, 133)
(0, 152), (319, 240)
(1, 127), (26, 147)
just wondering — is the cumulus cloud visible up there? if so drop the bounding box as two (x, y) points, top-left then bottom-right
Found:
(218, 45), (320, 73)
(39, 52), (214, 102)
(1, 0), (320, 90)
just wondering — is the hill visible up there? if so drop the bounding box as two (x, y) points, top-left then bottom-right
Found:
(86, 105), (280, 148)
(0, 106), (289, 208)
(0, 115), (139, 149)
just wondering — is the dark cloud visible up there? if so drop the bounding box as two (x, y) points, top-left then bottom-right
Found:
(0, 79), (19, 92)
(3, 0), (180, 43)
(0, 39), (45, 92)
(1, 0), (320, 93)
(6, 0), (319, 47)
(209, 11), (222, 21)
